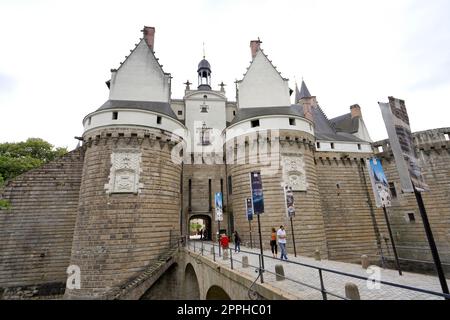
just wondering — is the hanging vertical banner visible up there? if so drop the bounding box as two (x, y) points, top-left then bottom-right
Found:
(215, 192), (223, 221)
(283, 185), (296, 218)
(245, 198), (253, 221)
(367, 157), (392, 208)
(378, 97), (429, 192)
(250, 171), (264, 215)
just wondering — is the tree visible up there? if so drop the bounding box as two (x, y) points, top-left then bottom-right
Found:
(0, 138), (68, 185)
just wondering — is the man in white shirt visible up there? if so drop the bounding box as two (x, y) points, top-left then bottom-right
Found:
(277, 225), (288, 260)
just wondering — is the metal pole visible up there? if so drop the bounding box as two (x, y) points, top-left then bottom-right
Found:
(213, 243), (216, 262)
(413, 184), (449, 296)
(290, 217), (297, 257)
(230, 248), (234, 270)
(318, 269), (327, 300)
(218, 220), (221, 257)
(382, 205), (402, 275)
(257, 213), (265, 279)
(249, 220), (253, 249)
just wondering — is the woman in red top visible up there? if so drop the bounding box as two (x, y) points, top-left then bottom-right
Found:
(220, 234), (229, 249)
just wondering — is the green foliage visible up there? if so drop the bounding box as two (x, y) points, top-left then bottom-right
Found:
(190, 222), (203, 232)
(0, 199), (11, 210)
(0, 138), (68, 183)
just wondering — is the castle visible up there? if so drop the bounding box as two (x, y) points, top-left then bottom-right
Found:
(1, 27), (449, 299)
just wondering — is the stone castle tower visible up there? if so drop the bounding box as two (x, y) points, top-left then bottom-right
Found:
(1, 26), (449, 299)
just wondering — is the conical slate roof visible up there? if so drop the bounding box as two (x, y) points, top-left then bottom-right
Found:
(298, 80), (312, 100)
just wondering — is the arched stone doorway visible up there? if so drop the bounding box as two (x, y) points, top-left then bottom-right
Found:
(184, 263), (200, 300)
(189, 214), (212, 240)
(205, 285), (231, 300)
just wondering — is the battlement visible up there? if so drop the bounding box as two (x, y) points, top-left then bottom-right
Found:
(373, 127), (450, 155)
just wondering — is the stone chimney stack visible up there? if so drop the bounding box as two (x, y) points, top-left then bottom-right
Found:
(250, 39), (262, 60)
(350, 104), (362, 119)
(143, 26), (155, 51)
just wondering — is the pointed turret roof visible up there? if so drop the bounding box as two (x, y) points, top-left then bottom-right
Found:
(298, 80), (312, 100)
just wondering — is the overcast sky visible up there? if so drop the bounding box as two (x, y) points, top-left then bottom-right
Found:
(1, 0), (449, 149)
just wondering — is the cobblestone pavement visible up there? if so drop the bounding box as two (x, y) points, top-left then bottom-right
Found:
(187, 241), (450, 300)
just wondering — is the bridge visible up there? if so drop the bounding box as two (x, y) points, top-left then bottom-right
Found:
(113, 237), (450, 300)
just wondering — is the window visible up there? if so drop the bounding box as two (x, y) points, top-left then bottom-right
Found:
(88, 117), (91, 125)
(378, 146), (383, 153)
(330, 143), (335, 149)
(357, 144), (361, 150)
(445, 133), (450, 141)
(251, 119), (260, 128)
(178, 110), (183, 116)
(316, 142), (320, 149)
(228, 176), (232, 195)
(389, 182), (397, 199)
(289, 118), (296, 126)
(112, 112), (118, 120)
(406, 212), (416, 223)
(198, 122), (211, 145)
(233, 110), (236, 116)
(157, 116), (162, 124)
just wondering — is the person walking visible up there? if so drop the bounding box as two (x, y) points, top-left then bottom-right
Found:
(270, 228), (278, 258)
(233, 231), (241, 253)
(277, 225), (288, 260)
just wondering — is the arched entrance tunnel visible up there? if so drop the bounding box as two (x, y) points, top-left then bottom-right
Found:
(206, 285), (231, 300)
(189, 215), (212, 240)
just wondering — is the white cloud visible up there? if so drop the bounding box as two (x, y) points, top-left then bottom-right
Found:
(0, 0), (449, 149)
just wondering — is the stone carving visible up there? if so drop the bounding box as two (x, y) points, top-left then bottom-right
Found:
(105, 149), (143, 194)
(282, 155), (307, 191)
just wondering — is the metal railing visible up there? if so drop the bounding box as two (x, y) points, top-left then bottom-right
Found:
(186, 238), (450, 300)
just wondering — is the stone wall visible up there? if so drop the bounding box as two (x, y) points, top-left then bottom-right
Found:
(374, 128), (450, 272)
(65, 128), (182, 299)
(0, 148), (84, 297)
(315, 152), (388, 264)
(228, 130), (328, 258)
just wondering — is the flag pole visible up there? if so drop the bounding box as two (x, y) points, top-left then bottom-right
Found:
(413, 183), (449, 296)
(382, 205), (402, 275)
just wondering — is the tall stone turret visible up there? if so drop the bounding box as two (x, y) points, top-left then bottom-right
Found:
(65, 27), (186, 299)
(226, 40), (328, 258)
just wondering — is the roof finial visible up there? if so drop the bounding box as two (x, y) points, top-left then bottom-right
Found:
(202, 42), (206, 59)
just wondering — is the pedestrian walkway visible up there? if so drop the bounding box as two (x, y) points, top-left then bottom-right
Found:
(188, 241), (450, 300)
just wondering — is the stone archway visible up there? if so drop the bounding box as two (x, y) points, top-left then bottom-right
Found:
(189, 215), (212, 240)
(184, 263), (200, 300)
(205, 285), (231, 300)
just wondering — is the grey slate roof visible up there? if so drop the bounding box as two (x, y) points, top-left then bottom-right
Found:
(298, 80), (312, 100)
(229, 106), (304, 125)
(96, 100), (178, 120)
(228, 104), (364, 143)
(329, 113), (360, 134)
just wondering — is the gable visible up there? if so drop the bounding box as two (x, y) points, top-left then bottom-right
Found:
(237, 50), (291, 108)
(109, 39), (170, 102)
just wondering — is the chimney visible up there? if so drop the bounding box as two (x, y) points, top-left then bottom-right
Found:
(303, 101), (314, 123)
(250, 39), (262, 60)
(350, 104), (362, 119)
(143, 26), (155, 51)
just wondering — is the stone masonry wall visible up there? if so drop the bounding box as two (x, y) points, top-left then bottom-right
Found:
(228, 130), (328, 258)
(65, 128), (182, 299)
(0, 148), (84, 296)
(374, 128), (450, 272)
(315, 152), (389, 264)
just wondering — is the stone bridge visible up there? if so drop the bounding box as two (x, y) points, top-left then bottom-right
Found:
(121, 246), (293, 300)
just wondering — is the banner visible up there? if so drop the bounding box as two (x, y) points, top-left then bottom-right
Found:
(283, 185), (296, 218)
(250, 171), (264, 215)
(379, 97), (429, 192)
(367, 157), (392, 208)
(215, 192), (223, 221)
(245, 198), (253, 221)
